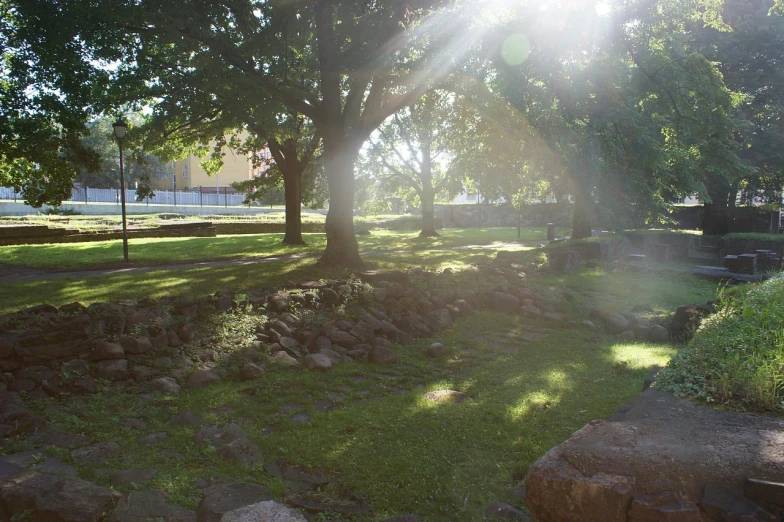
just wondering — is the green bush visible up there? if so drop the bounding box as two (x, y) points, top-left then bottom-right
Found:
(41, 206), (82, 216)
(656, 273), (784, 412)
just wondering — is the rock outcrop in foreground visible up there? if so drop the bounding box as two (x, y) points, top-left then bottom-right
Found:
(526, 389), (784, 521)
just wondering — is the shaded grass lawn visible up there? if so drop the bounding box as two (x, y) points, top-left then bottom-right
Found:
(11, 312), (677, 521)
(0, 227), (556, 271)
(0, 248), (715, 317)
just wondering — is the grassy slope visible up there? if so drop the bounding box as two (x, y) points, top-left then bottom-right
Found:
(13, 312), (679, 521)
(0, 227), (556, 271)
(0, 234), (719, 519)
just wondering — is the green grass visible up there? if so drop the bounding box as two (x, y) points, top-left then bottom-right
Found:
(539, 266), (717, 314)
(0, 227), (554, 271)
(622, 228), (702, 236)
(0, 247), (721, 519)
(723, 232), (784, 242)
(12, 312), (677, 521)
(656, 273), (784, 412)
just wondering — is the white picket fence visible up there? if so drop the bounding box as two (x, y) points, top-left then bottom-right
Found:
(0, 186), (248, 207)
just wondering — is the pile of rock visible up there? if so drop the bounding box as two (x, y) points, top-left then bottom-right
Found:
(589, 308), (671, 342)
(0, 268), (578, 437)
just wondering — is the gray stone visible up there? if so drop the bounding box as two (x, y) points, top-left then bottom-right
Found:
(369, 345), (397, 365)
(427, 343), (450, 358)
(279, 336), (303, 357)
(0, 472), (115, 522)
(601, 313), (630, 334)
(30, 458), (77, 477)
(453, 299), (474, 317)
(330, 330), (359, 348)
(647, 324), (670, 342)
(96, 359), (128, 381)
(269, 319), (292, 338)
(526, 389), (784, 520)
(150, 376), (182, 395)
(272, 351), (299, 367)
(130, 365), (159, 381)
(303, 354), (332, 372)
(217, 438), (264, 467)
(1, 449), (47, 467)
(423, 389), (467, 403)
(319, 349), (343, 365)
(315, 336), (332, 352)
(197, 481), (273, 522)
(119, 336), (153, 355)
(642, 366), (662, 392)
(91, 341), (124, 361)
(186, 370), (220, 388)
(492, 292), (521, 313)
(70, 441), (119, 466)
(427, 308), (453, 332)
(349, 321), (375, 343)
(239, 363), (265, 381)
(220, 501), (307, 522)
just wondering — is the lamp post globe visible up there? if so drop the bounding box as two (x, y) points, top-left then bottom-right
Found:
(112, 118), (127, 141)
(112, 117), (130, 262)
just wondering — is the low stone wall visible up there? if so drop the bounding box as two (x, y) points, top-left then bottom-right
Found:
(0, 200), (328, 217)
(622, 232), (694, 261)
(525, 388), (784, 521)
(0, 222), (217, 246)
(435, 203), (571, 229)
(720, 237), (784, 259)
(214, 222), (325, 235)
(671, 205), (780, 234)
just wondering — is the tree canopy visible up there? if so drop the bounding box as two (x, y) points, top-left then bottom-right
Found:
(2, 0), (783, 244)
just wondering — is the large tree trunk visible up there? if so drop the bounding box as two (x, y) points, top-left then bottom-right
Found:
(281, 166), (304, 245)
(419, 138), (439, 238)
(314, 0), (364, 269)
(702, 175), (733, 236)
(318, 136), (364, 268)
(571, 189), (593, 239)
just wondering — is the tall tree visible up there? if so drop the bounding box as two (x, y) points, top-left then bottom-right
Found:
(0, 0), (104, 206)
(365, 91), (465, 237)
(36, 0), (476, 267)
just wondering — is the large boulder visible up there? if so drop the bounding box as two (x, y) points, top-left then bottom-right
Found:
(525, 389), (784, 521)
(491, 292), (521, 313)
(0, 471), (116, 522)
(670, 304), (713, 341)
(601, 313), (630, 335)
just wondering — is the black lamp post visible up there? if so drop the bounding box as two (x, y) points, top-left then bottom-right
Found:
(112, 117), (130, 262)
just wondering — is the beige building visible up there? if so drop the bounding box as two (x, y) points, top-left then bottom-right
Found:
(150, 140), (271, 192)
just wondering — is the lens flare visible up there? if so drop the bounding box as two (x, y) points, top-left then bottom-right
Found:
(501, 33), (531, 66)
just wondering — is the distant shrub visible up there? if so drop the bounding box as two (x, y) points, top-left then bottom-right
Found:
(41, 207), (82, 216)
(656, 274), (784, 412)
